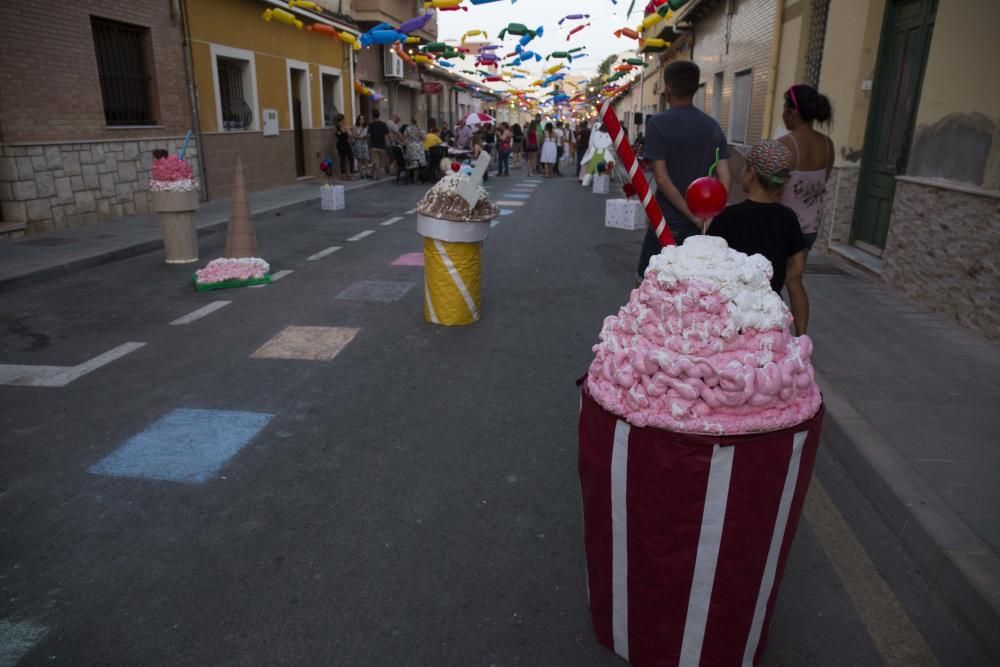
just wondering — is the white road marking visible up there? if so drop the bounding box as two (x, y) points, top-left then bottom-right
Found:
(0, 342), (147, 387)
(169, 301), (231, 326)
(805, 480), (939, 666)
(249, 269), (293, 287)
(307, 246), (342, 261)
(405, 208), (417, 214)
(381, 216), (403, 226)
(490, 220), (501, 228)
(495, 200), (525, 206)
(347, 230), (375, 241)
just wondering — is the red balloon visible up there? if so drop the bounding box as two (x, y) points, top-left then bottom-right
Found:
(450, 162), (461, 172)
(686, 177), (728, 219)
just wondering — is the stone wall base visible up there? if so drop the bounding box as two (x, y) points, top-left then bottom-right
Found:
(0, 137), (200, 235)
(883, 179), (1000, 341)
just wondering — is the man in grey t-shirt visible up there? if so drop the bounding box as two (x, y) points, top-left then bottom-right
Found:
(638, 61), (731, 278)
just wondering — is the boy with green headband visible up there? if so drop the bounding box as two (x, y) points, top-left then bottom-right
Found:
(707, 139), (810, 335)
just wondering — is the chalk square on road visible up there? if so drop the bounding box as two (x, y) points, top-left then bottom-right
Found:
(0, 620), (48, 666)
(89, 409), (273, 483)
(502, 193), (531, 199)
(335, 280), (415, 302)
(251, 326), (359, 361)
(391, 253), (425, 267)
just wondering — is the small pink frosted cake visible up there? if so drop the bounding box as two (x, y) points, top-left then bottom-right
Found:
(586, 236), (821, 434)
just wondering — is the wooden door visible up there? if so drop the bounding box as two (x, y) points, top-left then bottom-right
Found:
(850, 0), (936, 253)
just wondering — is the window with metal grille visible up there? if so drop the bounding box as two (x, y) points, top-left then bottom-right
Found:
(804, 0), (831, 87)
(91, 17), (154, 125)
(217, 57), (254, 131)
(322, 73), (342, 127)
(730, 69), (752, 144)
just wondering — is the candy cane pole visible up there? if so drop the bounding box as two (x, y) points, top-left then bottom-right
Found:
(599, 100), (675, 246)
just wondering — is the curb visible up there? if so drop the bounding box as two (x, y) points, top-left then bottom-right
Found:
(0, 178), (391, 294)
(817, 371), (1000, 661)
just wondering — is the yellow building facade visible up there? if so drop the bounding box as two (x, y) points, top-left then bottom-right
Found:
(776, 0), (999, 339)
(186, 0), (356, 198)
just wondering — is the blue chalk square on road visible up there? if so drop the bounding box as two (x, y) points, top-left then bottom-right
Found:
(89, 409), (274, 483)
(499, 209), (515, 216)
(502, 193), (531, 199)
(0, 620), (48, 666)
(335, 280), (415, 303)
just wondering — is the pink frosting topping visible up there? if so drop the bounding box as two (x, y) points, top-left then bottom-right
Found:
(586, 236), (821, 434)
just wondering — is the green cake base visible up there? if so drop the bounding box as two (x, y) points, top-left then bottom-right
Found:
(193, 274), (271, 292)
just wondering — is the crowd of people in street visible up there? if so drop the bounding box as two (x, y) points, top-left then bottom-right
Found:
(328, 110), (626, 186)
(325, 61), (834, 337)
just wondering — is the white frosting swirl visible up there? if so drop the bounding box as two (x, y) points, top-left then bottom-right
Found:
(646, 236), (790, 332)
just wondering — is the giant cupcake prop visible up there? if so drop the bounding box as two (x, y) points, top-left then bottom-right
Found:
(578, 236), (824, 667)
(416, 165), (498, 326)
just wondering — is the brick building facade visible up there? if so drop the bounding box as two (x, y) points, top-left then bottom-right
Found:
(685, 0), (777, 147)
(0, 1), (198, 236)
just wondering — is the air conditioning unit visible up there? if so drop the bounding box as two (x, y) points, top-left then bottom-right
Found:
(384, 47), (404, 79)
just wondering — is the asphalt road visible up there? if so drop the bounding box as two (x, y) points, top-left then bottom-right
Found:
(0, 171), (992, 666)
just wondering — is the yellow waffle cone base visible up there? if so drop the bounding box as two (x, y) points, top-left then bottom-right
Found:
(423, 237), (482, 326)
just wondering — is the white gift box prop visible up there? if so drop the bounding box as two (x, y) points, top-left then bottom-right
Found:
(321, 185), (345, 211)
(605, 199), (645, 231)
(592, 174), (610, 195)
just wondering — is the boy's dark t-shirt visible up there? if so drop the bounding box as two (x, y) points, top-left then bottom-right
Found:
(707, 200), (805, 293)
(369, 120), (389, 149)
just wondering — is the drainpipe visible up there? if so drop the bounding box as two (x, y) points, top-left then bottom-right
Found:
(762, 0), (785, 139)
(178, 0), (209, 200)
(348, 43), (356, 119)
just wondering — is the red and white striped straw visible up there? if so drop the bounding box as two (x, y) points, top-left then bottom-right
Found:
(598, 100), (675, 247)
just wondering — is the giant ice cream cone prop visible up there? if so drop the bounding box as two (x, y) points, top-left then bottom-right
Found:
(149, 151), (200, 264)
(579, 237), (824, 665)
(192, 158), (270, 291)
(224, 158), (258, 259)
(415, 154), (498, 326)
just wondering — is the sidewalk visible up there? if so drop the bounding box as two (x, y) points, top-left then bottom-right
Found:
(0, 177), (393, 293)
(806, 252), (1000, 659)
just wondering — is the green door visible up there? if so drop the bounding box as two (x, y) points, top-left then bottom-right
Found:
(851, 0), (936, 254)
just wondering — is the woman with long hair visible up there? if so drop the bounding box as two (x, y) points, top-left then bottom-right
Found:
(351, 113), (371, 179)
(539, 122), (558, 178)
(524, 120), (539, 176)
(335, 114), (354, 180)
(403, 117), (427, 183)
(496, 122), (512, 177)
(778, 84), (834, 252)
